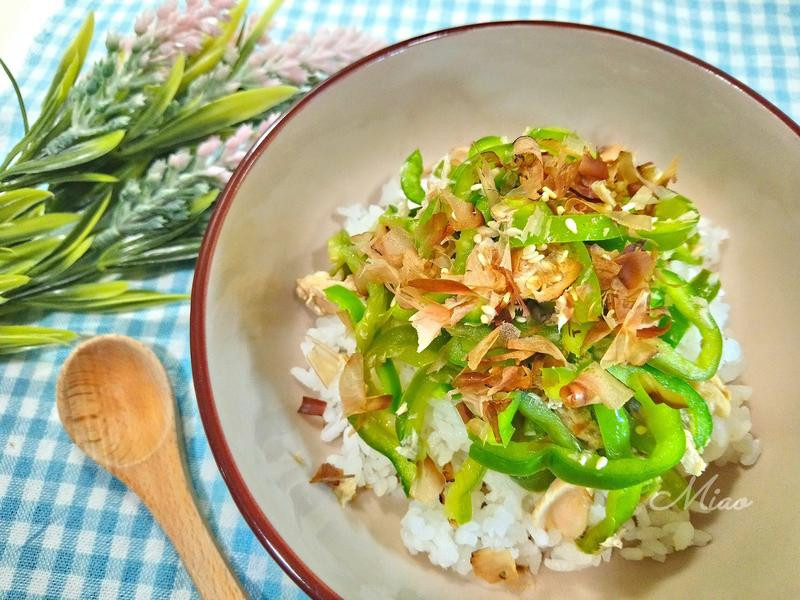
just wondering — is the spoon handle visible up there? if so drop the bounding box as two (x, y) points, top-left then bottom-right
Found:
(119, 432), (247, 600)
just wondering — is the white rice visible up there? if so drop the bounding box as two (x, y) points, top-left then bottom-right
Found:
(291, 177), (760, 577)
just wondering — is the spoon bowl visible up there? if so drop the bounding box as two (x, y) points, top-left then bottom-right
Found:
(57, 335), (171, 468)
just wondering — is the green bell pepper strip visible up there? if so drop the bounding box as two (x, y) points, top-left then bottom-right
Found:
(512, 471), (556, 492)
(350, 411), (417, 495)
(493, 393), (521, 446)
(594, 404), (632, 459)
(649, 270), (722, 381)
(376, 358), (402, 409)
(395, 368), (448, 443)
(354, 283), (390, 352)
(577, 484), (643, 553)
(444, 457), (487, 525)
(469, 135), (505, 155)
(609, 364), (712, 451)
(662, 268), (721, 347)
(400, 149), (425, 204)
(561, 321), (592, 357)
(541, 366), (578, 401)
(366, 324), (445, 368)
(510, 202), (624, 247)
(515, 391), (581, 451)
(637, 195), (699, 251)
(469, 386), (685, 489)
(468, 190), (493, 223)
(452, 228), (478, 275)
(327, 230), (365, 274)
(450, 142), (514, 199)
(525, 126), (575, 142)
(323, 285), (365, 324)
(568, 242), (602, 323)
(442, 323), (492, 367)
(658, 468), (690, 509)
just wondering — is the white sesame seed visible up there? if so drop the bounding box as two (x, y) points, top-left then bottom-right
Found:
(506, 227), (523, 236)
(481, 305), (496, 316)
(515, 315), (527, 323)
(621, 202), (636, 212)
(487, 220), (498, 228)
(565, 217), (578, 234)
(556, 205), (565, 215)
(473, 233), (483, 243)
(440, 267), (449, 274)
(596, 457), (609, 469)
(579, 454), (589, 466)
(480, 314), (491, 324)
(470, 183), (482, 191)
(396, 403), (408, 416)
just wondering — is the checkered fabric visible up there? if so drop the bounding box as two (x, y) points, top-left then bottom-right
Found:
(0, 1), (797, 598)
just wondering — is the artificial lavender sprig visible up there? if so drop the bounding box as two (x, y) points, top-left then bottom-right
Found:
(44, 0), (235, 155)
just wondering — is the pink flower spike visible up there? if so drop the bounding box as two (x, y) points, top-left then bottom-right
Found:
(168, 150), (191, 170)
(134, 11), (154, 35)
(197, 136), (222, 158)
(156, 0), (178, 20)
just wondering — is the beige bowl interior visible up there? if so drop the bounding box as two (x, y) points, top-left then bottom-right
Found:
(198, 23), (800, 599)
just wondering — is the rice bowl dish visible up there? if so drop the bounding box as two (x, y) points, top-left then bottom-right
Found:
(288, 128), (760, 586)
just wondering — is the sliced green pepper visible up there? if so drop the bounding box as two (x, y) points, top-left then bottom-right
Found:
(609, 364), (712, 450)
(450, 143), (513, 198)
(662, 268), (720, 347)
(367, 324), (445, 368)
(444, 457), (487, 525)
(594, 404), (632, 459)
(396, 368), (448, 444)
(350, 411), (416, 495)
(327, 230), (365, 274)
(376, 358), (402, 409)
(512, 471), (556, 492)
(400, 149), (425, 204)
(515, 391), (581, 451)
(493, 393), (521, 446)
(354, 282), (390, 352)
(568, 242), (602, 323)
(452, 227), (477, 275)
(469, 387), (684, 489)
(323, 285), (365, 324)
(649, 270), (722, 381)
(541, 365), (578, 401)
(577, 484), (642, 553)
(442, 323), (492, 367)
(637, 195), (698, 251)
(511, 202), (623, 247)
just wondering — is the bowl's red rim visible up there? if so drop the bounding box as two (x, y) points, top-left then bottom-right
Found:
(190, 20), (799, 600)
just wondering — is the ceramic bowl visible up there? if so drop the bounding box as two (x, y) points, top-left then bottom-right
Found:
(190, 21), (800, 599)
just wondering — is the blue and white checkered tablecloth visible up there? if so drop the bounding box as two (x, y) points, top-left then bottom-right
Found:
(0, 1), (797, 598)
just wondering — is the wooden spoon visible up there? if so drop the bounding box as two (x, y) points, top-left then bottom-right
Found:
(56, 335), (246, 600)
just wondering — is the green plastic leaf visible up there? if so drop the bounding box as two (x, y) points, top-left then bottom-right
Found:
(26, 287), (188, 312)
(127, 54), (185, 140)
(42, 13), (94, 108)
(119, 87), (297, 156)
(181, 1), (248, 90)
(233, 0), (283, 70)
(0, 57), (28, 133)
(40, 172), (118, 186)
(0, 237), (62, 263)
(34, 235), (94, 281)
(0, 189), (52, 222)
(189, 190), (219, 217)
(30, 191), (110, 276)
(0, 188), (53, 207)
(0, 325), (78, 354)
(3, 130), (125, 177)
(400, 149), (425, 204)
(0, 274), (30, 294)
(0, 213), (78, 245)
